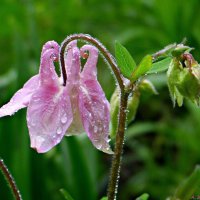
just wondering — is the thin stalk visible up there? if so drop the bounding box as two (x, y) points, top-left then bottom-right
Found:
(59, 34), (124, 90)
(0, 159), (22, 200)
(107, 91), (129, 200)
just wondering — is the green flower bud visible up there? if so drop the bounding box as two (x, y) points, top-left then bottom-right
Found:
(110, 79), (157, 138)
(167, 53), (200, 106)
(171, 44), (193, 58)
(110, 88), (120, 138)
(110, 87), (140, 138)
(167, 58), (184, 106)
(139, 79), (158, 95)
(177, 66), (200, 105)
(127, 89), (140, 123)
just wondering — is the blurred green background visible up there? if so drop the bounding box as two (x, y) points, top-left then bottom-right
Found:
(1, 0), (200, 199)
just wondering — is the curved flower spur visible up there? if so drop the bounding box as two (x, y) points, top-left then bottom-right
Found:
(0, 40), (113, 154)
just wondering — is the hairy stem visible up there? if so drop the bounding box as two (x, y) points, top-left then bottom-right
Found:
(107, 91), (129, 200)
(0, 159), (22, 200)
(59, 34), (124, 89)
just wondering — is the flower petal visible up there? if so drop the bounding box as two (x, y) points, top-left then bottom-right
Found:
(64, 41), (80, 82)
(80, 44), (98, 79)
(0, 75), (39, 117)
(41, 40), (59, 55)
(27, 86), (73, 153)
(79, 45), (113, 154)
(65, 44), (84, 135)
(39, 41), (60, 87)
(79, 80), (112, 154)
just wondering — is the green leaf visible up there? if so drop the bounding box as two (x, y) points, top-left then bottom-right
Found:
(60, 189), (74, 200)
(136, 193), (149, 200)
(126, 122), (159, 139)
(132, 55), (152, 81)
(170, 165), (200, 200)
(100, 197), (108, 200)
(115, 41), (136, 79)
(61, 137), (96, 200)
(148, 57), (172, 74)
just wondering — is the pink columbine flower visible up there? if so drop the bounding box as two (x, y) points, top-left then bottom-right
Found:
(0, 40), (112, 154)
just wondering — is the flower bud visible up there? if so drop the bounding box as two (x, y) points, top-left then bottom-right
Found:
(167, 58), (184, 106)
(110, 87), (140, 138)
(139, 79), (158, 95)
(110, 79), (157, 138)
(177, 66), (200, 105)
(167, 53), (200, 106)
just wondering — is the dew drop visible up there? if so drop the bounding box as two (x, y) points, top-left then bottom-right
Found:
(57, 127), (62, 135)
(61, 115), (67, 123)
(31, 121), (36, 126)
(34, 98), (40, 102)
(94, 126), (98, 133)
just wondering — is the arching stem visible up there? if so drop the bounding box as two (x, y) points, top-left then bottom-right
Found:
(59, 34), (124, 90)
(0, 158), (22, 200)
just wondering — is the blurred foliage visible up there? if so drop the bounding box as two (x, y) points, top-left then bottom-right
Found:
(1, 0), (200, 199)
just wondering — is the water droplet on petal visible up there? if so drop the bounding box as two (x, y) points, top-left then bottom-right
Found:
(31, 120), (36, 126)
(34, 98), (40, 102)
(94, 126), (98, 133)
(57, 127), (62, 135)
(61, 115), (67, 123)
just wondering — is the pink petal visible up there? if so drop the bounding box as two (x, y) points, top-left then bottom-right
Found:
(0, 75), (39, 117)
(27, 86), (73, 153)
(79, 45), (113, 154)
(65, 45), (84, 135)
(64, 40), (80, 82)
(79, 80), (112, 154)
(80, 45), (98, 79)
(27, 41), (73, 153)
(41, 40), (59, 55)
(39, 41), (60, 87)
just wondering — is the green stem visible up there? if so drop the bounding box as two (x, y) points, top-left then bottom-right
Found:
(0, 159), (22, 200)
(107, 91), (129, 200)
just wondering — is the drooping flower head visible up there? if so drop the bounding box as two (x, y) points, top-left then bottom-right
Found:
(0, 40), (112, 154)
(65, 41), (112, 153)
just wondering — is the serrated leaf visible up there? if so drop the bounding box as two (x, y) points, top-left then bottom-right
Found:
(148, 57), (172, 74)
(115, 41), (136, 79)
(136, 193), (149, 200)
(131, 55), (152, 81)
(60, 189), (74, 200)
